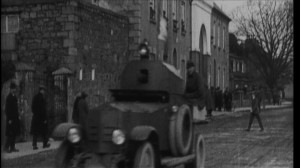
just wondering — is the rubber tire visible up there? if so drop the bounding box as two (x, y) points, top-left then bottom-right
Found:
(195, 135), (205, 168)
(175, 105), (193, 156)
(169, 105), (193, 156)
(133, 142), (156, 168)
(169, 114), (179, 156)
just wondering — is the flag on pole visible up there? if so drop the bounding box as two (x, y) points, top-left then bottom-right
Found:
(158, 16), (168, 41)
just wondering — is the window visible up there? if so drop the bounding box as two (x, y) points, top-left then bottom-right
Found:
(172, 0), (178, 32)
(149, 0), (156, 23)
(79, 68), (83, 80)
(218, 23), (221, 47)
(1, 15), (19, 50)
(91, 68), (95, 81)
(172, 0), (177, 20)
(173, 49), (177, 68)
(218, 67), (220, 87)
(241, 62), (244, 73)
(214, 21), (216, 45)
(233, 60), (236, 72)
(181, 1), (186, 34)
(223, 27), (225, 49)
(223, 68), (225, 90)
(237, 61), (239, 72)
(163, 0), (168, 19)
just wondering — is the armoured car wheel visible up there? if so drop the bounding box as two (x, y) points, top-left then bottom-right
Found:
(134, 142), (156, 168)
(169, 114), (179, 156)
(195, 135), (205, 168)
(169, 105), (193, 156)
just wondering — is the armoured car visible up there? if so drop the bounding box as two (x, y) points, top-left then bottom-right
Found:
(53, 59), (205, 168)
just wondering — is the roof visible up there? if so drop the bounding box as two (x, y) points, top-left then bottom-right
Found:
(1, 0), (62, 6)
(52, 67), (73, 75)
(212, 2), (231, 21)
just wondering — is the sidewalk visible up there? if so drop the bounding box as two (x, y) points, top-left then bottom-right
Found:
(1, 139), (61, 160)
(1, 101), (292, 160)
(211, 101), (293, 117)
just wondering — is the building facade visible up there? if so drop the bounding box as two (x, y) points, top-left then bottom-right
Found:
(89, 0), (192, 80)
(191, 0), (212, 86)
(210, 3), (230, 91)
(229, 53), (248, 90)
(1, 0), (129, 137)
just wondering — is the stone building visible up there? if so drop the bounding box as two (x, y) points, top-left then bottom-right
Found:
(191, 0), (212, 86)
(229, 53), (248, 90)
(1, 0), (129, 137)
(88, 0), (192, 80)
(210, 3), (230, 91)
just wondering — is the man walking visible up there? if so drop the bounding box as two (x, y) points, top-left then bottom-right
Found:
(245, 91), (264, 132)
(184, 60), (205, 122)
(30, 85), (50, 150)
(4, 83), (20, 153)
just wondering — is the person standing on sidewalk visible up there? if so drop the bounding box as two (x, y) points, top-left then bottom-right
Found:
(205, 85), (214, 118)
(245, 91), (264, 132)
(72, 91), (89, 129)
(18, 94), (28, 142)
(30, 85), (50, 150)
(4, 83), (20, 153)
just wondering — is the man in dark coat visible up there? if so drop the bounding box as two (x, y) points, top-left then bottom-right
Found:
(4, 83), (20, 153)
(215, 87), (222, 111)
(205, 85), (214, 118)
(245, 91), (264, 132)
(72, 91), (89, 129)
(30, 85), (50, 150)
(184, 61), (205, 120)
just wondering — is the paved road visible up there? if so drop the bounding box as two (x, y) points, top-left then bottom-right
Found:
(198, 107), (293, 168)
(2, 106), (293, 168)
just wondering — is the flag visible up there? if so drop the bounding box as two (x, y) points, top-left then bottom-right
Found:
(158, 16), (168, 41)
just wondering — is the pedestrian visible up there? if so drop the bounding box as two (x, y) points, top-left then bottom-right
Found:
(205, 85), (214, 118)
(210, 86), (216, 111)
(4, 83), (20, 153)
(18, 94), (28, 142)
(72, 91), (89, 129)
(184, 60), (205, 121)
(224, 87), (232, 111)
(216, 87), (222, 111)
(245, 91), (264, 132)
(30, 85), (50, 150)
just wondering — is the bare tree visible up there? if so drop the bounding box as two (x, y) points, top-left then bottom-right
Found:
(232, 0), (293, 92)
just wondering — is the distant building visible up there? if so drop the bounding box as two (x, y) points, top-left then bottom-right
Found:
(191, 0), (212, 85)
(210, 3), (231, 91)
(229, 53), (249, 91)
(88, 0), (192, 79)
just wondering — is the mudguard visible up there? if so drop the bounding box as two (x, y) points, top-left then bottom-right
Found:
(52, 122), (81, 140)
(130, 126), (157, 141)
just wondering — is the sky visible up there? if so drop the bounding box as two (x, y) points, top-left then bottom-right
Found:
(205, 0), (248, 32)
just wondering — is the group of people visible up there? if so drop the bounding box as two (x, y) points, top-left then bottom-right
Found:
(184, 60), (264, 131)
(184, 61), (233, 120)
(4, 83), (50, 153)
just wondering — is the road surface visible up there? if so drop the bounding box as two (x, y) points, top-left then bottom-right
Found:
(2, 107), (293, 168)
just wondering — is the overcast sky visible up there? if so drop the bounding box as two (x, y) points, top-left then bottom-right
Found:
(206, 0), (248, 32)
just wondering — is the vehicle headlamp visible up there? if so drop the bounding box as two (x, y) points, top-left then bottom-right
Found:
(172, 105), (179, 112)
(139, 48), (147, 55)
(67, 127), (81, 143)
(112, 129), (125, 145)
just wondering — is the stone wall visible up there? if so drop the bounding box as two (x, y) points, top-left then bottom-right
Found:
(2, 0), (129, 129)
(72, 1), (129, 109)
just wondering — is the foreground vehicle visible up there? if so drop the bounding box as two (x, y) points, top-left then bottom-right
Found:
(52, 59), (205, 168)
